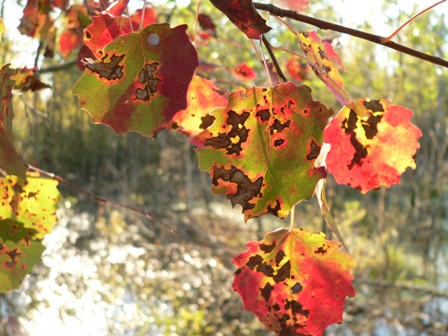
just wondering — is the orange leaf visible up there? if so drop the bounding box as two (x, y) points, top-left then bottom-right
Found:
(324, 98), (422, 193)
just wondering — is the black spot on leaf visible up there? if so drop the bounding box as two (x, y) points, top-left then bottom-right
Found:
(261, 282), (274, 302)
(291, 282), (303, 294)
(273, 260), (291, 283)
(260, 242), (276, 253)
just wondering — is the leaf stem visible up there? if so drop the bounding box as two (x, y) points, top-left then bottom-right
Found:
(253, 2), (448, 69)
(26, 164), (177, 232)
(290, 204), (295, 231)
(193, 0), (201, 46)
(381, 0), (446, 43)
(261, 35), (288, 83)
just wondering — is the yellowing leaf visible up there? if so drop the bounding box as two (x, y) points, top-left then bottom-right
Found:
(324, 98), (422, 193)
(298, 31), (349, 104)
(233, 228), (356, 335)
(73, 24), (199, 137)
(193, 83), (332, 221)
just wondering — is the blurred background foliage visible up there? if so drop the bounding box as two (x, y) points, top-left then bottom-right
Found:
(0, 0), (448, 335)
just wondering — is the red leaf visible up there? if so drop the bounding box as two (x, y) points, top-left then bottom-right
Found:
(171, 76), (227, 137)
(103, 0), (130, 17)
(286, 56), (310, 82)
(130, 7), (158, 28)
(198, 13), (217, 37)
(73, 24), (199, 137)
(209, 0), (271, 39)
(76, 44), (96, 71)
(233, 228), (356, 335)
(193, 83), (332, 221)
(232, 62), (257, 81)
(84, 14), (139, 58)
(273, 0), (310, 13)
(59, 28), (83, 58)
(324, 98), (422, 193)
(0, 65), (26, 177)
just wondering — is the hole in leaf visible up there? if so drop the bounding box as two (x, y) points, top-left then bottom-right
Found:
(148, 33), (160, 46)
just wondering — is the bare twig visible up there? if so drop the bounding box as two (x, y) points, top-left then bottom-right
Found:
(27, 164), (177, 232)
(253, 3), (448, 69)
(261, 35), (288, 83)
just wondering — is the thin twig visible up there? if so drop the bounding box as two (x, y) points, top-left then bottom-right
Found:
(253, 3), (448, 69)
(381, 0), (446, 43)
(39, 60), (77, 73)
(262, 35), (287, 83)
(27, 164), (177, 232)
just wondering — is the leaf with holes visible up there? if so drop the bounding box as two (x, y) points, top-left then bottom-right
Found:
(73, 24), (198, 137)
(0, 219), (45, 292)
(84, 14), (139, 58)
(171, 76), (227, 137)
(192, 82), (332, 221)
(209, 0), (271, 39)
(298, 31), (349, 105)
(0, 174), (60, 239)
(233, 228), (356, 335)
(0, 65), (26, 177)
(273, 0), (310, 13)
(324, 98), (422, 193)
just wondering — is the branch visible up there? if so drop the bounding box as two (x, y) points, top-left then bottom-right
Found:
(39, 60), (77, 73)
(253, 3), (448, 69)
(27, 164), (177, 232)
(262, 35), (288, 83)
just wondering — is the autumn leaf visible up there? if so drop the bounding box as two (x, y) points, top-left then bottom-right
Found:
(11, 67), (51, 92)
(298, 31), (349, 105)
(84, 14), (139, 58)
(198, 14), (217, 37)
(192, 82), (332, 221)
(0, 65), (26, 177)
(0, 219), (46, 293)
(232, 62), (257, 81)
(0, 174), (60, 239)
(130, 7), (158, 28)
(286, 56), (311, 83)
(171, 76), (227, 137)
(73, 24), (199, 137)
(324, 98), (422, 193)
(59, 28), (83, 58)
(209, 0), (271, 39)
(103, 0), (130, 17)
(233, 228), (356, 335)
(0, 174), (60, 292)
(273, 0), (310, 13)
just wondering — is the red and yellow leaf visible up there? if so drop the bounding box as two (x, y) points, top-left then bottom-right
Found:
(298, 31), (349, 104)
(84, 14), (139, 58)
(73, 24), (198, 137)
(273, 0), (310, 13)
(324, 98), (422, 193)
(59, 28), (83, 58)
(192, 83), (332, 221)
(171, 76), (227, 137)
(0, 65), (26, 177)
(11, 67), (51, 92)
(233, 228), (356, 335)
(209, 0), (271, 39)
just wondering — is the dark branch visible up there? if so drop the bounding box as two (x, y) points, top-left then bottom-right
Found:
(27, 164), (177, 232)
(253, 3), (448, 69)
(262, 35), (288, 83)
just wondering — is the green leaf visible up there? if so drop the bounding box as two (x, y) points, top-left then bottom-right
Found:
(73, 24), (198, 137)
(233, 228), (356, 335)
(192, 83), (332, 221)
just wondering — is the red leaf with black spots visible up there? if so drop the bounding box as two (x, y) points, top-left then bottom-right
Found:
(233, 228), (356, 335)
(324, 98), (422, 193)
(232, 62), (257, 81)
(209, 0), (271, 39)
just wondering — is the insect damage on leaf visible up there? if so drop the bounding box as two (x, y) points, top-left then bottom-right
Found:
(192, 82), (332, 221)
(233, 228), (356, 335)
(73, 23), (198, 137)
(85, 54), (125, 80)
(324, 98), (422, 193)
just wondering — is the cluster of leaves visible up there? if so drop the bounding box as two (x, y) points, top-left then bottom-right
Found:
(0, 0), (425, 335)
